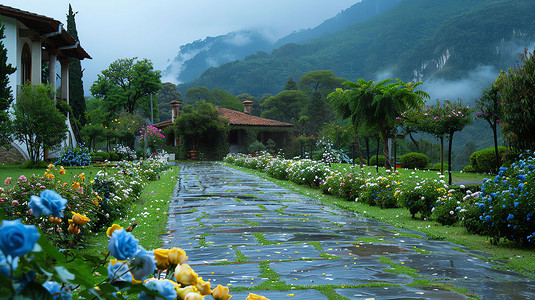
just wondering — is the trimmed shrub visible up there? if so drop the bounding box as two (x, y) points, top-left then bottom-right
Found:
(369, 155), (385, 166)
(471, 146), (507, 173)
(397, 180), (448, 219)
(400, 152), (429, 169)
(108, 152), (120, 161)
(248, 140), (266, 154)
(462, 165), (476, 173)
(431, 162), (448, 171)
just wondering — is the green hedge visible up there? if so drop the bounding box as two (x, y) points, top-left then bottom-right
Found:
(368, 155), (385, 166)
(463, 165), (476, 173)
(470, 146), (507, 173)
(400, 152), (429, 169)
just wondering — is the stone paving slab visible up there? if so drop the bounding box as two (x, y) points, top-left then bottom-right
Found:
(165, 162), (535, 300)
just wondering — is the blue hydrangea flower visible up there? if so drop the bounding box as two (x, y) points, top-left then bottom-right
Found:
(506, 214), (514, 221)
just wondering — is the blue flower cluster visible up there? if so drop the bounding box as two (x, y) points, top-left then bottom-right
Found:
(55, 146), (91, 166)
(470, 151), (535, 245)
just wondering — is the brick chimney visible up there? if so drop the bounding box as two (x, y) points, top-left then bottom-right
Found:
(171, 101), (181, 122)
(243, 100), (253, 115)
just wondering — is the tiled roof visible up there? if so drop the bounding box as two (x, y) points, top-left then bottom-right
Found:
(216, 107), (293, 127)
(0, 5), (91, 60)
(153, 120), (173, 129)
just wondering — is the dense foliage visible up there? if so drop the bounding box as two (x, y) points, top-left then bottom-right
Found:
(67, 4), (87, 126)
(0, 21), (16, 146)
(55, 146), (91, 166)
(174, 102), (229, 160)
(12, 84), (68, 162)
(495, 48), (535, 151)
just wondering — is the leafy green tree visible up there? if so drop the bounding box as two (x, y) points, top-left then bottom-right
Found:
(184, 86), (214, 104)
(80, 124), (106, 152)
(284, 78), (298, 90)
(157, 82), (182, 121)
(329, 78), (428, 169)
(304, 91), (335, 134)
(66, 4), (86, 126)
(174, 101), (229, 159)
(298, 70), (345, 97)
(476, 84), (503, 173)
(12, 84), (67, 162)
(110, 112), (145, 149)
(211, 88), (243, 111)
(261, 90), (309, 123)
(424, 99), (473, 184)
(90, 58), (162, 115)
(0, 20), (16, 146)
(495, 48), (535, 151)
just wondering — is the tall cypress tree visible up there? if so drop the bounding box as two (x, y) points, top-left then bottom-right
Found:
(67, 4), (86, 126)
(0, 20), (16, 146)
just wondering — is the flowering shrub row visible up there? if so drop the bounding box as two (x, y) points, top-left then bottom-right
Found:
(0, 207), (268, 299)
(0, 156), (169, 248)
(225, 152), (534, 246)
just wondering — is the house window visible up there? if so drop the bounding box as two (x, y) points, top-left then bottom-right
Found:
(21, 43), (31, 85)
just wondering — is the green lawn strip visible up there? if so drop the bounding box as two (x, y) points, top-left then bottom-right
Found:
(0, 165), (101, 188)
(329, 163), (489, 182)
(225, 164), (535, 276)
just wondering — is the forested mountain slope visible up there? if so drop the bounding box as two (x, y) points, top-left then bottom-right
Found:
(177, 0), (535, 97)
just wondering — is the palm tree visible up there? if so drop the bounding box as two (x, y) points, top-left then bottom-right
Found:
(329, 78), (429, 169)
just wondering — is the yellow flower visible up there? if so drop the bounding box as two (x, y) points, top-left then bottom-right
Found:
(107, 224), (123, 237)
(176, 286), (201, 300)
(168, 247), (188, 265)
(59, 167), (66, 175)
(72, 182), (80, 189)
(79, 173), (86, 182)
(153, 248), (170, 269)
(212, 284), (232, 300)
(49, 216), (62, 223)
(70, 212), (91, 226)
(68, 224), (80, 235)
(246, 293), (270, 300)
(195, 277), (212, 295)
(174, 264), (198, 286)
(92, 198), (99, 207)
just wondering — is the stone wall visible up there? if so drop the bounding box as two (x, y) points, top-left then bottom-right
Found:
(0, 145), (25, 164)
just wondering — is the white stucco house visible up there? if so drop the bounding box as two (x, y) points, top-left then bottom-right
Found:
(0, 4), (91, 161)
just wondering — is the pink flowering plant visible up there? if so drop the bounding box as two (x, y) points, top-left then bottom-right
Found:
(139, 125), (166, 155)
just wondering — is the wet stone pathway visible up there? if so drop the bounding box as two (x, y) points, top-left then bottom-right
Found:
(163, 162), (535, 300)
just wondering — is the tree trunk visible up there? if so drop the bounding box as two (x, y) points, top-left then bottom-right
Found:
(493, 121), (499, 174)
(440, 136), (444, 174)
(354, 134), (364, 169)
(365, 137), (370, 164)
(381, 129), (392, 170)
(448, 131), (454, 185)
(409, 132), (419, 151)
(376, 137), (380, 173)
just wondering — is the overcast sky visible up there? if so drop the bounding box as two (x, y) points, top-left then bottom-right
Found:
(2, 0), (357, 94)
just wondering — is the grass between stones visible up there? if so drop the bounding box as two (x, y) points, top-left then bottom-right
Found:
(225, 164), (535, 278)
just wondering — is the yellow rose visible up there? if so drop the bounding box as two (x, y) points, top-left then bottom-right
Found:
(195, 277), (211, 295)
(153, 248), (171, 269)
(168, 247), (188, 265)
(174, 264), (198, 286)
(184, 292), (203, 300)
(212, 284), (232, 300)
(175, 285), (199, 299)
(246, 293), (270, 300)
(71, 212), (90, 226)
(106, 224), (123, 237)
